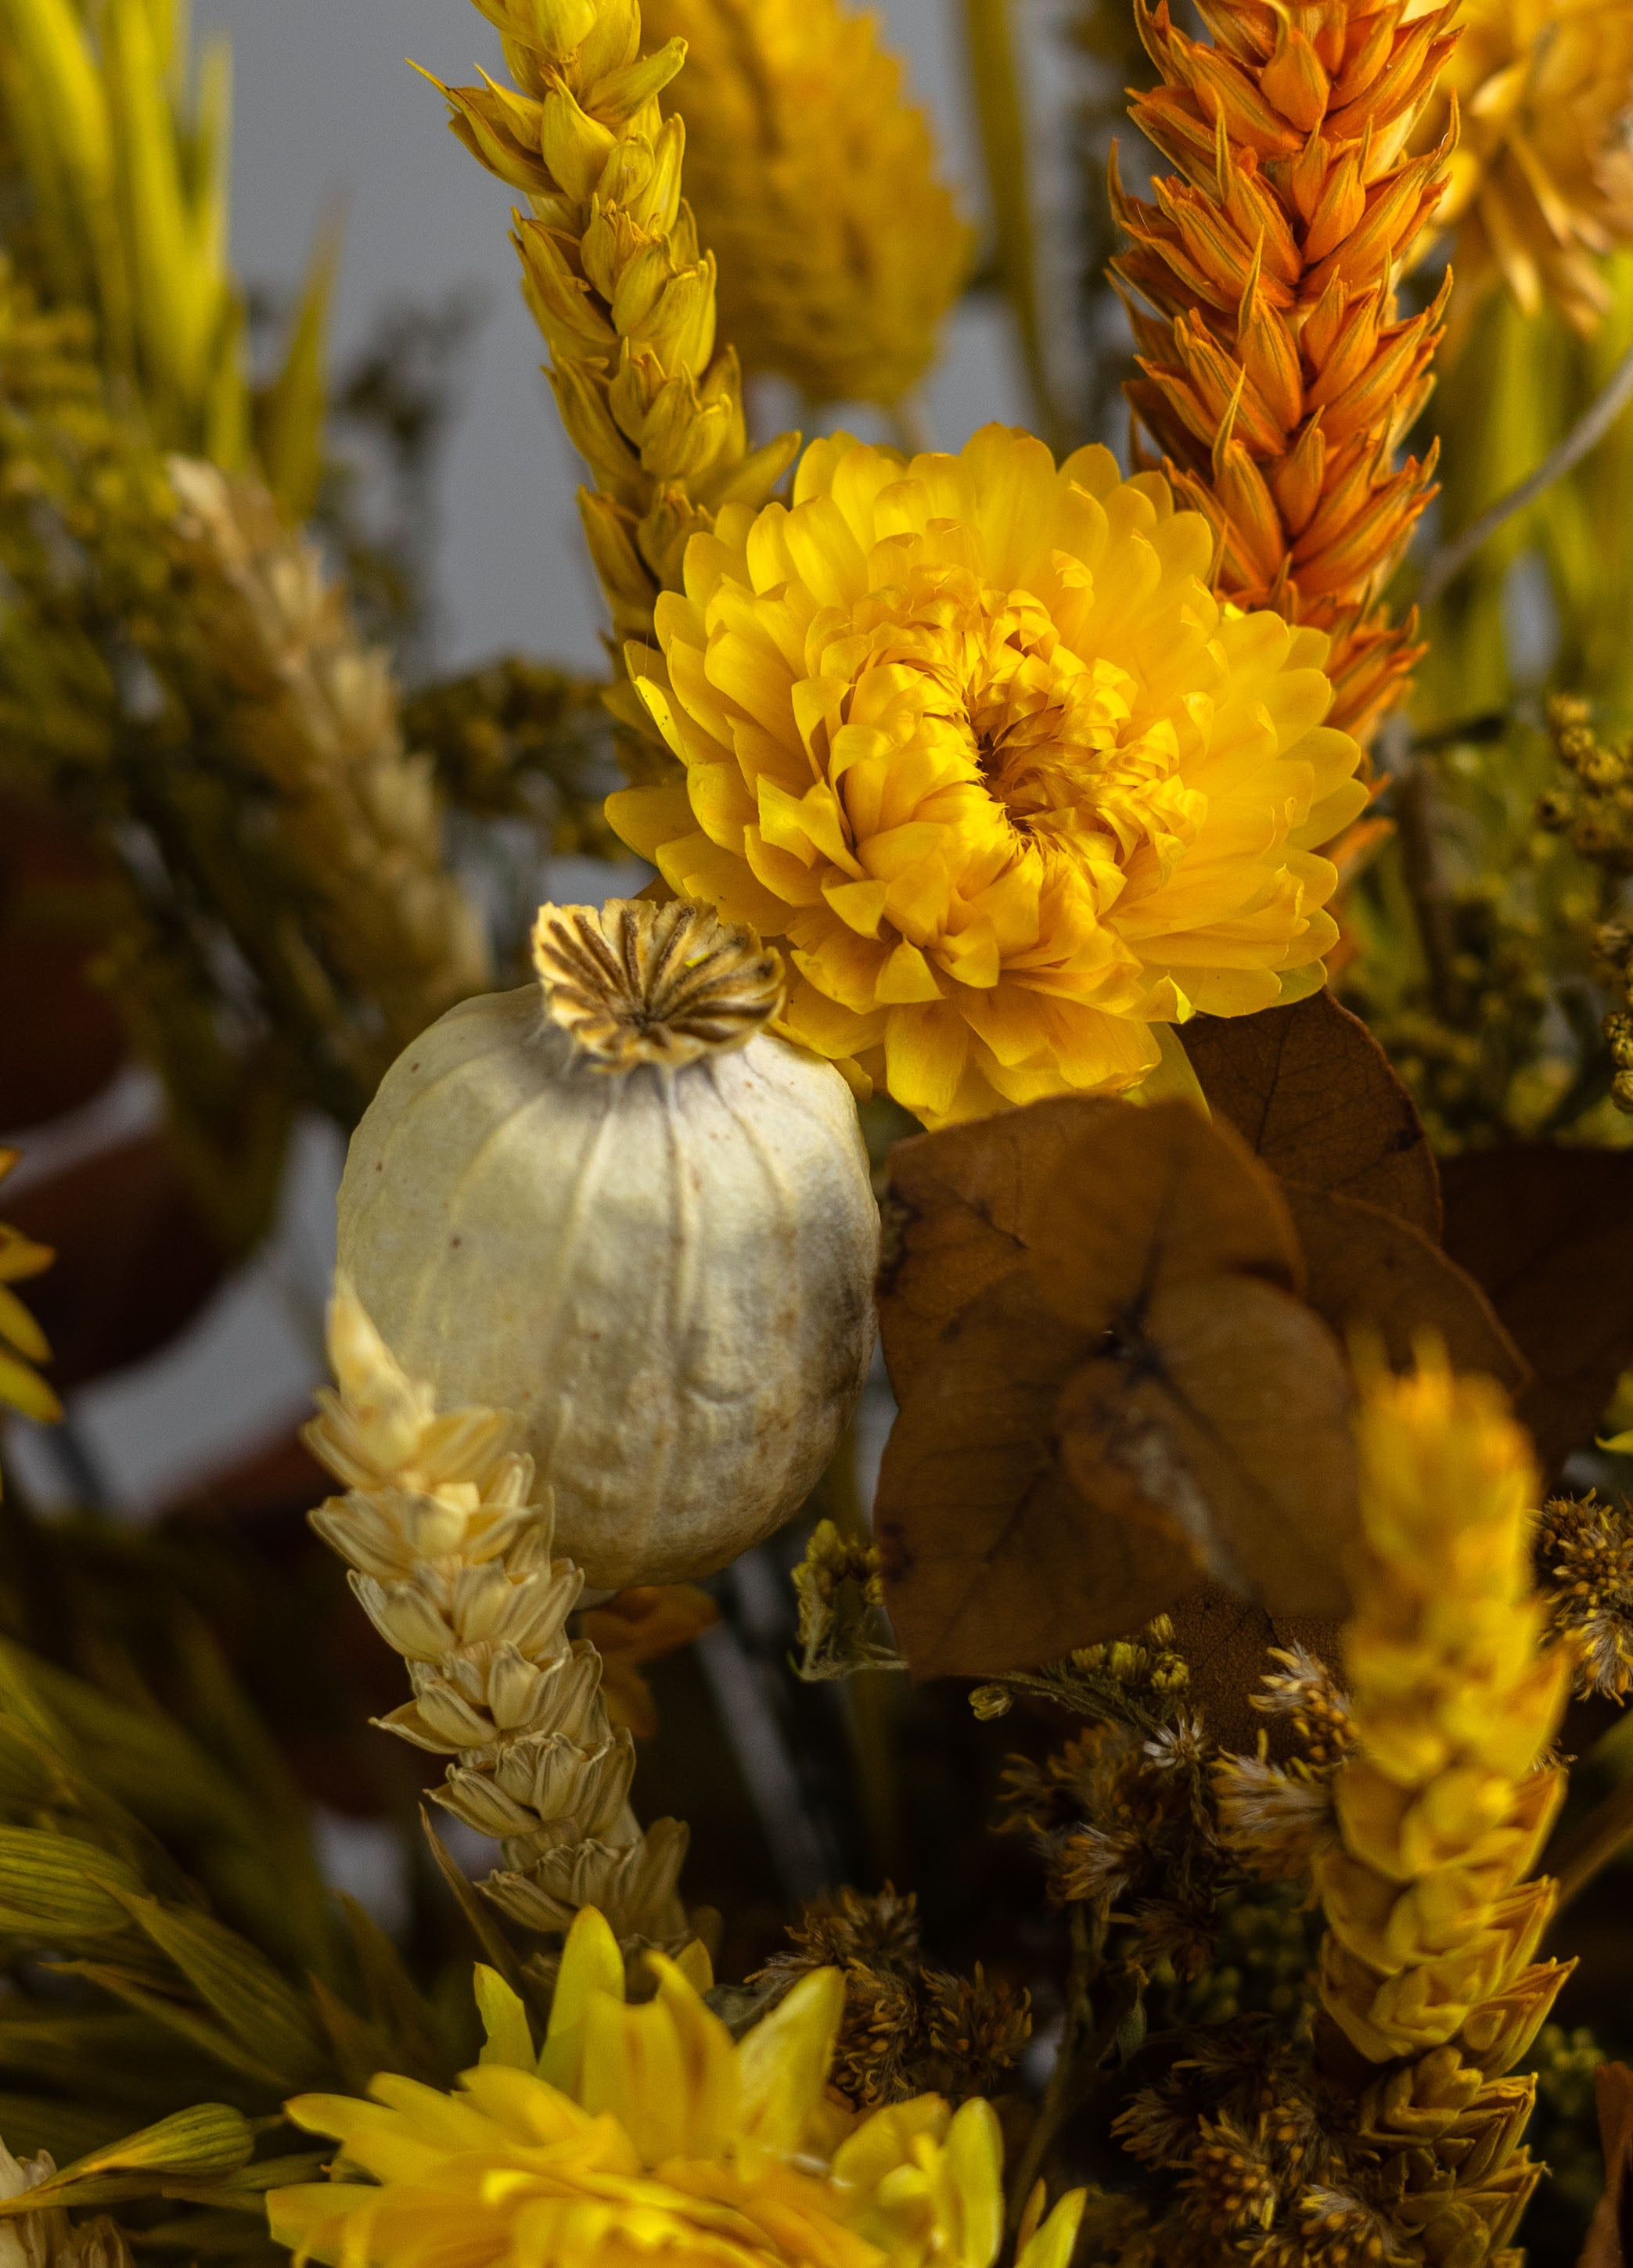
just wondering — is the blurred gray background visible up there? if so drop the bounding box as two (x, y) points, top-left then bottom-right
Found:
(6, 0), (1077, 1519)
(200, 0), (1043, 675)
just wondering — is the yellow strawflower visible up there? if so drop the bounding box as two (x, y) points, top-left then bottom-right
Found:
(0, 1152), (60, 1429)
(268, 1907), (1086, 2268)
(1419, 0), (1633, 337)
(639, 0), (973, 408)
(609, 423), (1366, 1124)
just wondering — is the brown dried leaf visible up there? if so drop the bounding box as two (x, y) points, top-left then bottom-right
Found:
(1581, 2061), (1633, 2268)
(876, 1102), (1358, 1679)
(1283, 1183), (1527, 1387)
(1055, 1274), (1355, 1622)
(1163, 1587), (1346, 1754)
(877, 1094), (1124, 1395)
(1180, 991), (1441, 1235)
(875, 1267), (1182, 1679)
(1440, 1146), (1633, 1480)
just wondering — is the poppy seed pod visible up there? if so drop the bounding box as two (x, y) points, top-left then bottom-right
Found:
(335, 899), (879, 1589)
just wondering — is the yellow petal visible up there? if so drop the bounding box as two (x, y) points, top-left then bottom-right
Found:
(538, 1905), (624, 2095)
(474, 1964), (534, 2070)
(738, 1966), (844, 2160)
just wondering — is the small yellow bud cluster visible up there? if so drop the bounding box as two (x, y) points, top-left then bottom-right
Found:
(791, 1519), (903, 1681)
(1314, 1352), (1574, 2266)
(1536, 691), (1633, 1115)
(1538, 695), (1633, 875)
(1069, 1619), (1192, 1702)
(430, 0), (799, 691)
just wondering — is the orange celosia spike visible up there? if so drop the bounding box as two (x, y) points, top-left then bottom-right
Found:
(1117, 0), (1459, 739)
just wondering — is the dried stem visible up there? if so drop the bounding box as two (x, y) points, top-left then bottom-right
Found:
(1548, 1775), (1633, 1913)
(1005, 1903), (1108, 2232)
(1417, 334), (1633, 610)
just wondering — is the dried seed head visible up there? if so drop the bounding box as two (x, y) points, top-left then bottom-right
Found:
(532, 899), (786, 1071)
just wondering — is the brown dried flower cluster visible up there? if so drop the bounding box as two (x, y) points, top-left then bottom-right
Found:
(1538, 1492), (1633, 1699)
(1215, 1644), (1355, 1882)
(753, 1885), (1031, 2109)
(1002, 1707), (1227, 1988)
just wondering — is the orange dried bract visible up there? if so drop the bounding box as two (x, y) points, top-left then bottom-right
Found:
(1114, 0), (1461, 742)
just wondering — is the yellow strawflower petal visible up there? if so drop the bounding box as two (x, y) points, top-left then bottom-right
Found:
(738, 1966), (844, 2160)
(610, 422), (1365, 1125)
(1016, 2184), (1088, 2268)
(268, 1917), (1024, 2268)
(536, 1903), (627, 2094)
(473, 1966), (534, 2071)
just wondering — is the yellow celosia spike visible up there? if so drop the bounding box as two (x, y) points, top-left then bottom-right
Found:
(106, 0), (213, 410)
(536, 1903), (627, 2095)
(737, 1967), (846, 2162)
(1113, 0), (1459, 738)
(0, 0), (255, 465)
(1416, 0), (1633, 341)
(1317, 1346), (1570, 2087)
(0, 0), (128, 360)
(473, 1964), (535, 2070)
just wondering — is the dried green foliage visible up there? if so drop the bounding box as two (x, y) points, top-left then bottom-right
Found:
(0, 1581), (468, 2263)
(403, 658), (619, 847)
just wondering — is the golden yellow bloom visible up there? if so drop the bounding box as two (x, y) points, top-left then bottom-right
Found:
(1419, 0), (1633, 336)
(1317, 1348), (1571, 2066)
(639, 0), (973, 408)
(610, 423), (1366, 1124)
(0, 1152), (60, 1429)
(269, 1907), (1086, 2268)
